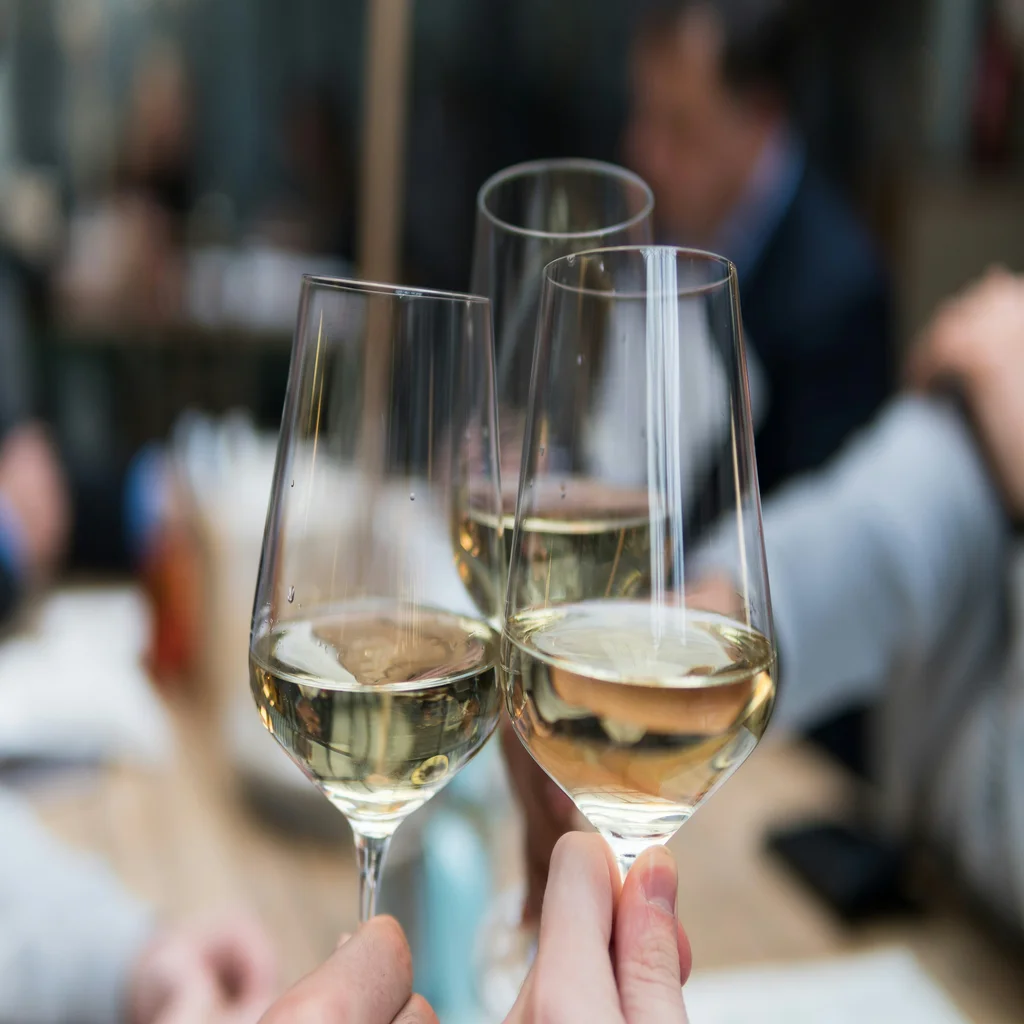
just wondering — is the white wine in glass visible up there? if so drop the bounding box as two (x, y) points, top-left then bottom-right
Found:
(502, 246), (777, 877)
(250, 276), (505, 922)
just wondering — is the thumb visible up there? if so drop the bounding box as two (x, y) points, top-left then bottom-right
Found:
(614, 846), (689, 1024)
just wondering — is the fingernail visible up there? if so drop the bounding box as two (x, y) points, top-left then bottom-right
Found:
(640, 848), (678, 916)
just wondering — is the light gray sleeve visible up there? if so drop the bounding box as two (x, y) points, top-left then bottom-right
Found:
(0, 787), (155, 1024)
(753, 395), (1007, 734)
(703, 395), (1023, 922)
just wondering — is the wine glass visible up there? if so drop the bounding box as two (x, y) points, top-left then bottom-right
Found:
(470, 161), (654, 1015)
(249, 275), (504, 923)
(472, 158), (654, 511)
(503, 245), (776, 880)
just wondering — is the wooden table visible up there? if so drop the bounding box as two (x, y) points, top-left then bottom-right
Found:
(30, 708), (1024, 1022)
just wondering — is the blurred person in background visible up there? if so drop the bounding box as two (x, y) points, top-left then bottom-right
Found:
(116, 41), (195, 235)
(0, 787), (275, 1023)
(509, 268), (1024, 935)
(626, 0), (892, 494)
(258, 83), (356, 261)
(0, 432), (274, 1020)
(60, 41), (195, 324)
(0, 146), (271, 1024)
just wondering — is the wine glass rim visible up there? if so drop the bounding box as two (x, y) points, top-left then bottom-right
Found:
(303, 273), (490, 306)
(542, 244), (737, 299)
(476, 158), (655, 241)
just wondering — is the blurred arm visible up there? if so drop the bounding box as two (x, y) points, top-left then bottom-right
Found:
(0, 788), (154, 1023)
(753, 394), (1007, 733)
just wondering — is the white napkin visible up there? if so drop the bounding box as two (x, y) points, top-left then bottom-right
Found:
(685, 948), (969, 1024)
(0, 587), (172, 766)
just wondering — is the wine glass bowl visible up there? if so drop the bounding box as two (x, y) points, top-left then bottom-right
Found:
(501, 246), (776, 875)
(472, 159), (654, 510)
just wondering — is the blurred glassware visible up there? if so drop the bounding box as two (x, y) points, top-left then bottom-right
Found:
(470, 158), (653, 1014)
(471, 159), (654, 507)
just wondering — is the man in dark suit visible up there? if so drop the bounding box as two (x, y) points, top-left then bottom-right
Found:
(626, 0), (892, 494)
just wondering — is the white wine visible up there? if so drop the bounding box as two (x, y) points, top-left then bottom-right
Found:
(456, 479), (659, 609)
(503, 601), (775, 847)
(251, 603), (500, 837)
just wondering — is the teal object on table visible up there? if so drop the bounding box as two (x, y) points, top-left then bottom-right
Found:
(417, 801), (492, 1022)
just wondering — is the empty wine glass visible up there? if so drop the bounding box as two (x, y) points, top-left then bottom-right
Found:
(472, 158), (654, 509)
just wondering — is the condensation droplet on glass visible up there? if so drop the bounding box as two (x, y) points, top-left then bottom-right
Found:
(290, 479), (294, 488)
(566, 254), (576, 266)
(577, 354), (583, 365)
(409, 492), (415, 501)
(287, 586), (295, 603)
(539, 446), (545, 455)
(560, 482), (566, 499)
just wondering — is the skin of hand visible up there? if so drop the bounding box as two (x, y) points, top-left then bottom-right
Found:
(0, 423), (70, 583)
(258, 916), (438, 1024)
(506, 832), (691, 1023)
(503, 576), (744, 923)
(907, 267), (1024, 516)
(128, 912), (277, 1024)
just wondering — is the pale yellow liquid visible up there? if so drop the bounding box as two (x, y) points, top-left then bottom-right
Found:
(250, 603), (500, 837)
(503, 601), (775, 846)
(456, 480), (659, 608)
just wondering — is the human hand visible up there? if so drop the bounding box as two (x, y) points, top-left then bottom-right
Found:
(506, 832), (691, 1023)
(907, 267), (1024, 515)
(0, 423), (70, 583)
(129, 912), (276, 1024)
(259, 916), (437, 1024)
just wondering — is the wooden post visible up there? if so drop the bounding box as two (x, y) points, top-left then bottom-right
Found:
(358, 0), (413, 284)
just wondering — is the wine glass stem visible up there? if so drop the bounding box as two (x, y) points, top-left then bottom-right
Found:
(604, 834), (659, 884)
(352, 829), (392, 923)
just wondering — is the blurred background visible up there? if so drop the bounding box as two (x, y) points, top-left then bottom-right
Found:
(3, 0), (1022, 459)
(3, 1), (1024, 1021)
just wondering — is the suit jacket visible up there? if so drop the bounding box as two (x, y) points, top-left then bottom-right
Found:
(741, 167), (893, 495)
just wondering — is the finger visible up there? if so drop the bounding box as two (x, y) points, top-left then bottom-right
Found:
(152, 969), (221, 1024)
(391, 994), (440, 1024)
(614, 846), (688, 1024)
(260, 916), (412, 1024)
(526, 832), (622, 1023)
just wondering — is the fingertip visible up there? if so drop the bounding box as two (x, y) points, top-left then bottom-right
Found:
(552, 831), (620, 898)
(634, 844), (678, 916)
(403, 993), (441, 1023)
(363, 914), (413, 981)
